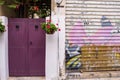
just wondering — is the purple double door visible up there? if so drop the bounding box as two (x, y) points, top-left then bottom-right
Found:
(8, 18), (45, 76)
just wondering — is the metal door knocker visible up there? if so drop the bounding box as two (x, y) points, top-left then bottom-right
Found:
(16, 25), (19, 30)
(35, 25), (38, 30)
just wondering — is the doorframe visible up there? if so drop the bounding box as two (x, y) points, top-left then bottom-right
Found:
(0, 17), (46, 80)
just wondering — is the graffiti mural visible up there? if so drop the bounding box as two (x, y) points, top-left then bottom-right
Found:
(65, 40), (81, 70)
(66, 16), (120, 71)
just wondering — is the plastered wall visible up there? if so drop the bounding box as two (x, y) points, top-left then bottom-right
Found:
(0, 16), (9, 80)
(0, 5), (16, 18)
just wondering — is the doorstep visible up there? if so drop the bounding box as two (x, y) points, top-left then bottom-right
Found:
(8, 77), (45, 80)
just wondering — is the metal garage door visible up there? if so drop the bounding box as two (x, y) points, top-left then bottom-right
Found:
(65, 0), (120, 72)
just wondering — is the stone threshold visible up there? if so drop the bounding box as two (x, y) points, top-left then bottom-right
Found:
(8, 77), (45, 80)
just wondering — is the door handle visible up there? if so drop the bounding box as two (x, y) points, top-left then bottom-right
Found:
(30, 41), (32, 45)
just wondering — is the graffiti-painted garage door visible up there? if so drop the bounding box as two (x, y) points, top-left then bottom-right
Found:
(8, 18), (45, 76)
(65, 0), (120, 72)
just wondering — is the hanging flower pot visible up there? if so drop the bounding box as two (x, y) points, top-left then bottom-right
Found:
(0, 22), (5, 33)
(46, 29), (56, 34)
(41, 20), (58, 34)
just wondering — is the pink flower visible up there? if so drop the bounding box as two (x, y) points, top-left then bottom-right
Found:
(47, 25), (51, 29)
(34, 6), (39, 11)
(56, 23), (58, 26)
(47, 20), (51, 22)
(58, 28), (61, 31)
(16, 5), (19, 9)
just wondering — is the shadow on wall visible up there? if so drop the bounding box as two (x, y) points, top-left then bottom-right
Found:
(0, 5), (16, 18)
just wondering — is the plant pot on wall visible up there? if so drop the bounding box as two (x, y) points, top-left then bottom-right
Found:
(41, 20), (58, 34)
(0, 21), (5, 33)
(46, 29), (56, 34)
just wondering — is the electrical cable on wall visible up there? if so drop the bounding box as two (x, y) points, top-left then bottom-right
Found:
(54, 0), (63, 79)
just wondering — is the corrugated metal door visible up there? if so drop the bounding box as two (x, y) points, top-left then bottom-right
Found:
(65, 0), (120, 72)
(8, 18), (45, 76)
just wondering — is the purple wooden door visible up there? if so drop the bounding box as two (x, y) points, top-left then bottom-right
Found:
(8, 18), (45, 76)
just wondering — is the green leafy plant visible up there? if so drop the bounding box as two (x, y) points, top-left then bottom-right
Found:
(0, 0), (51, 18)
(0, 22), (5, 33)
(28, 5), (50, 18)
(0, 0), (5, 5)
(41, 20), (58, 34)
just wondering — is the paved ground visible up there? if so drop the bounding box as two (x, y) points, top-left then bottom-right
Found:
(8, 77), (120, 80)
(68, 78), (120, 80)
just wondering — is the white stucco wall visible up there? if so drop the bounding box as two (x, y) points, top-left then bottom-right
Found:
(0, 16), (9, 80)
(46, 31), (59, 80)
(46, 0), (65, 80)
(46, 11), (65, 80)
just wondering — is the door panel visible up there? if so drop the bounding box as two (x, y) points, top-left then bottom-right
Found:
(28, 48), (45, 76)
(9, 48), (28, 76)
(8, 19), (28, 76)
(28, 19), (45, 76)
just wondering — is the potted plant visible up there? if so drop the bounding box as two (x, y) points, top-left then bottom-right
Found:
(41, 20), (58, 34)
(0, 22), (5, 33)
